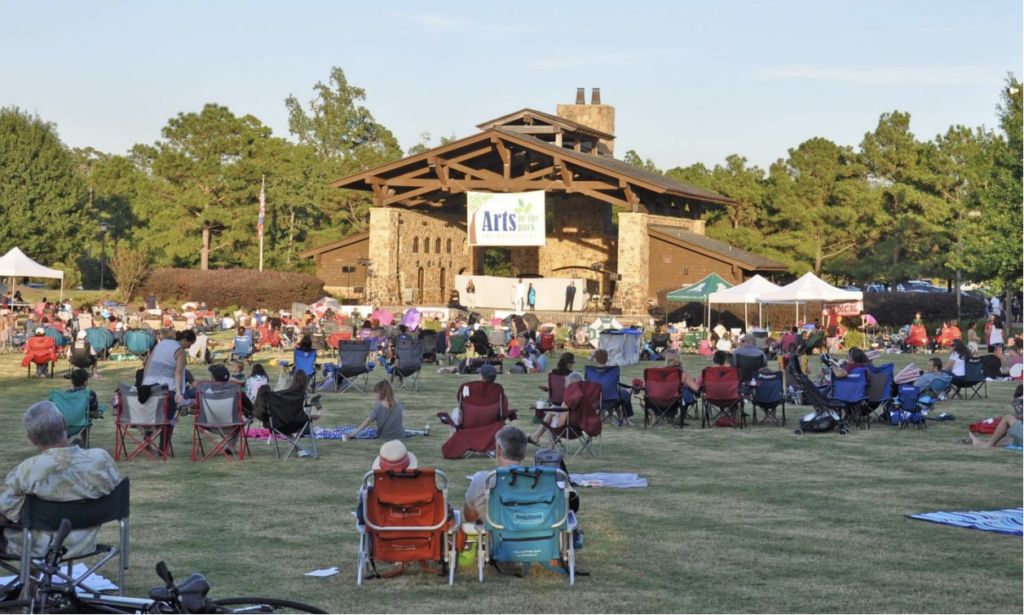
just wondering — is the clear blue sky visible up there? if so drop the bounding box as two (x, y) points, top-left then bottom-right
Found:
(1, 0), (1020, 170)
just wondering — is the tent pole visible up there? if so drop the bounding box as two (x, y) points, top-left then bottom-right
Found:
(59, 276), (63, 303)
(744, 303), (748, 332)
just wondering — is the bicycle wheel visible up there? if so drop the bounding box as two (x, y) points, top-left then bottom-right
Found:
(0, 600), (32, 614)
(208, 597), (326, 614)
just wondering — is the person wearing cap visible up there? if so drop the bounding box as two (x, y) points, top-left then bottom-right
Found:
(463, 425), (528, 523)
(68, 368), (101, 418)
(21, 327), (57, 377)
(67, 330), (100, 377)
(732, 333), (767, 370)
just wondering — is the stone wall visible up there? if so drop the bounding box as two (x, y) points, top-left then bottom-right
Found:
(556, 103), (616, 156)
(538, 195), (616, 299)
(611, 212), (651, 313)
(366, 208), (472, 305)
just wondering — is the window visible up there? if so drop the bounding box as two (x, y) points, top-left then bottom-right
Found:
(435, 238), (441, 253)
(424, 236), (430, 253)
(412, 237), (419, 253)
(446, 238), (452, 253)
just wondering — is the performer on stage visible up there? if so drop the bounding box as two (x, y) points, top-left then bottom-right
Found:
(564, 281), (576, 312)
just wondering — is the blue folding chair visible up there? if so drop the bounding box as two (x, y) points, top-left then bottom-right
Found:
(584, 365), (633, 425)
(751, 370), (785, 426)
(830, 368), (870, 429)
(124, 329), (156, 361)
(894, 385), (927, 430)
(478, 466), (577, 585)
(281, 348), (319, 390)
(85, 327), (115, 360)
(864, 363), (894, 427)
(230, 337), (254, 363)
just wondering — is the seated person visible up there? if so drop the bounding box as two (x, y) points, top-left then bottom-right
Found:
(205, 364), (254, 417)
(829, 347), (872, 380)
(966, 386), (1023, 449)
(980, 347), (1007, 380)
(448, 364), (503, 435)
(0, 402), (120, 557)
(732, 334), (767, 370)
(355, 440), (419, 524)
(664, 350), (702, 394)
(913, 358), (953, 395)
(944, 339), (971, 386)
(21, 327), (57, 377)
(68, 368), (101, 418)
(1006, 346), (1023, 373)
(464, 425), (528, 523)
(229, 360), (247, 384)
(593, 348), (635, 425)
(550, 352), (579, 379)
(513, 349), (545, 374)
(232, 326), (253, 360)
(528, 372), (585, 446)
(344, 380), (406, 441)
(67, 330), (100, 375)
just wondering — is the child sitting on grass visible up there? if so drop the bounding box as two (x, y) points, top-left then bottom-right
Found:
(344, 380), (405, 441)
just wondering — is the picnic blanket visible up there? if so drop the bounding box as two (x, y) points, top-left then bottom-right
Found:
(908, 507), (1023, 536)
(569, 473), (648, 488)
(247, 426), (415, 440)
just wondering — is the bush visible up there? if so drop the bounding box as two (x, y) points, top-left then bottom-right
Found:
(843, 330), (867, 350)
(143, 268), (325, 310)
(48, 262), (81, 291)
(863, 292), (985, 327)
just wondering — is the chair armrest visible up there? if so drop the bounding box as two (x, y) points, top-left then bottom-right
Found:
(539, 386), (549, 392)
(567, 510), (577, 531)
(436, 412), (458, 428)
(501, 410), (518, 422)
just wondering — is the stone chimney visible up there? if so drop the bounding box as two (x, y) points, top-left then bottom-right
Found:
(556, 88), (615, 156)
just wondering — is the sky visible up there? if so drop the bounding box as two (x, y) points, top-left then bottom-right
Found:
(1, 1), (1020, 170)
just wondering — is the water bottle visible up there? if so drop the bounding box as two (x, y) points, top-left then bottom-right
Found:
(424, 423), (430, 436)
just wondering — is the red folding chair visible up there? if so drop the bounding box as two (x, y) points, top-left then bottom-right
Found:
(437, 381), (517, 459)
(539, 332), (556, 355)
(21, 336), (57, 378)
(542, 381), (603, 457)
(701, 366), (745, 429)
(538, 372), (568, 419)
(637, 367), (683, 428)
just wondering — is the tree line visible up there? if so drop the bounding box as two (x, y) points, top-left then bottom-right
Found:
(624, 74), (1022, 300)
(0, 67), (1019, 301)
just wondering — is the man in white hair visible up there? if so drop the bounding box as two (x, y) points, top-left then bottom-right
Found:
(0, 401), (120, 558)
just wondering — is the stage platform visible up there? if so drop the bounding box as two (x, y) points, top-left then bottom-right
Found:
(376, 305), (652, 328)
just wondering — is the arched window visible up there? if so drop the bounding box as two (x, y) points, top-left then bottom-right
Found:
(435, 238), (441, 253)
(412, 237), (419, 253)
(424, 236), (431, 253)
(446, 238), (452, 253)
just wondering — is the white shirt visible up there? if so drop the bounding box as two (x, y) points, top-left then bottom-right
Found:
(949, 351), (966, 377)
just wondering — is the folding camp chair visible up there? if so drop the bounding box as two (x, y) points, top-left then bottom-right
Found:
(750, 371), (786, 426)
(265, 387), (318, 460)
(542, 381), (603, 457)
(830, 369), (870, 429)
(356, 469), (459, 585)
(584, 365), (633, 425)
(864, 363), (895, 426)
(446, 334), (468, 366)
(538, 331), (556, 355)
(48, 389), (100, 449)
(192, 381), (248, 462)
(637, 367), (683, 428)
(736, 354), (764, 385)
(701, 366), (745, 428)
(84, 326), (114, 361)
(23, 336), (57, 379)
(950, 358), (987, 400)
(538, 372), (568, 420)
(336, 340), (372, 392)
(419, 330), (438, 364)
(391, 338), (424, 392)
(230, 337), (254, 364)
(478, 466), (577, 585)
(0, 478), (130, 599)
(123, 329), (156, 361)
(44, 326), (68, 356)
(894, 384), (927, 430)
(113, 384), (173, 461)
(327, 333), (346, 358)
(289, 348), (319, 390)
(437, 381), (517, 459)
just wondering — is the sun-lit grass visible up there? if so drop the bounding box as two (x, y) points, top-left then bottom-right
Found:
(0, 332), (1020, 613)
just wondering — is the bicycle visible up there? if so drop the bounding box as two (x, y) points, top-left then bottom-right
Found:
(0, 519), (326, 614)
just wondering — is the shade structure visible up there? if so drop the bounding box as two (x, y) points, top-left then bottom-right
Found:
(707, 275), (781, 330)
(666, 273), (733, 302)
(0, 247), (64, 301)
(757, 272), (864, 323)
(587, 316), (623, 346)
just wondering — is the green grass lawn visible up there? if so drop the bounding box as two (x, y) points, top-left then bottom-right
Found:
(0, 335), (1020, 613)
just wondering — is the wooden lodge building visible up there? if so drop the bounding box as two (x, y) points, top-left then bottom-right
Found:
(302, 88), (786, 315)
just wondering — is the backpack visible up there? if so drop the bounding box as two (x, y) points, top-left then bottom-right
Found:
(533, 448), (579, 514)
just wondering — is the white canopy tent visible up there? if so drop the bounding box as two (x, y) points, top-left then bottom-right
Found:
(707, 275), (782, 330)
(0, 247), (65, 302)
(757, 272), (863, 322)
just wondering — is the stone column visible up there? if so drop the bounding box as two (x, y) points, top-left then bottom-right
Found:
(612, 212), (650, 313)
(366, 208), (401, 305)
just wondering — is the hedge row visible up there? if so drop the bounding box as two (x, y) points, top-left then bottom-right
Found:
(142, 268), (325, 310)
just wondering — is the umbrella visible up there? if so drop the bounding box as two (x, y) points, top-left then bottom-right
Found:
(587, 316), (622, 346)
(181, 302), (199, 310)
(402, 308), (421, 331)
(370, 309), (394, 326)
(309, 297), (342, 318)
(521, 313), (540, 331)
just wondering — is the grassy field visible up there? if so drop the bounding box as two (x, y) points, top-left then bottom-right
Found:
(0, 331), (1020, 613)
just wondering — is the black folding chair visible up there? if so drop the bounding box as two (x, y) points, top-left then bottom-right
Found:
(0, 478), (130, 598)
(336, 340), (372, 393)
(265, 388), (318, 460)
(391, 338), (424, 392)
(950, 358), (987, 400)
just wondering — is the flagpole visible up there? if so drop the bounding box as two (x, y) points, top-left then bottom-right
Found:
(259, 175), (265, 272)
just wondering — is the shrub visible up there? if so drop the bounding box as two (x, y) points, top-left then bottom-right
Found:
(843, 330), (867, 350)
(108, 246), (150, 303)
(143, 268), (325, 310)
(863, 292), (985, 327)
(48, 262), (81, 291)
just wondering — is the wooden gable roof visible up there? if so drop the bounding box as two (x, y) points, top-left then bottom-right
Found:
(649, 225), (787, 272)
(475, 108), (615, 141)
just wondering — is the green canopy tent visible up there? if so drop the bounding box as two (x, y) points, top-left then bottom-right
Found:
(666, 273), (734, 338)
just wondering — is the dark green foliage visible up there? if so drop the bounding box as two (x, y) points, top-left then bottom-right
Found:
(863, 292), (985, 327)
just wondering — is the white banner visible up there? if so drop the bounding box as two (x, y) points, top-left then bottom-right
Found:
(467, 191), (546, 246)
(823, 301), (864, 317)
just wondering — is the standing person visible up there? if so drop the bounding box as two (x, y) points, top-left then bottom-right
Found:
(564, 281), (576, 312)
(988, 316), (1005, 352)
(141, 329), (196, 450)
(344, 380), (406, 441)
(527, 283), (536, 311)
(465, 279), (476, 310)
(515, 278), (526, 312)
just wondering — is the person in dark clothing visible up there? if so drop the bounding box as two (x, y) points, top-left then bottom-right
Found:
(564, 281), (577, 312)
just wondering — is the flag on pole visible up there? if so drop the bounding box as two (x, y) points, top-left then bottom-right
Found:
(257, 178), (266, 239)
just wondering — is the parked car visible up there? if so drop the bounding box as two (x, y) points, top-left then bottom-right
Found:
(865, 283), (887, 293)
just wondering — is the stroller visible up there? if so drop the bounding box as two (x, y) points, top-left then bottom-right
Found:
(787, 359), (852, 436)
